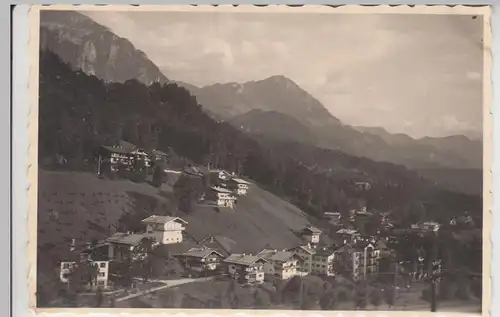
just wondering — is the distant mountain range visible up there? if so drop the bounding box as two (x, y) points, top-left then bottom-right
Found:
(182, 79), (482, 170)
(40, 10), (482, 171)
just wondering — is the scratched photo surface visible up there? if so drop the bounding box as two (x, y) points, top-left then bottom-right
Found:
(34, 6), (486, 313)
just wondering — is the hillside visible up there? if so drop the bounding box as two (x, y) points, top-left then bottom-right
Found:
(416, 168), (482, 196)
(37, 169), (331, 268)
(40, 10), (168, 85)
(229, 109), (318, 145)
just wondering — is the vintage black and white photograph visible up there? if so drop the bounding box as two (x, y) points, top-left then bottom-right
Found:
(31, 5), (490, 314)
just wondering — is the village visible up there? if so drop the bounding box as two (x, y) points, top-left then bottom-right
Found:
(56, 139), (473, 307)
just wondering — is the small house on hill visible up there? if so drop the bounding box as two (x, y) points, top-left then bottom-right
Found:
(151, 149), (169, 164)
(300, 226), (322, 244)
(223, 253), (268, 285)
(209, 169), (233, 181)
(141, 215), (188, 245)
(205, 186), (238, 209)
(336, 228), (360, 244)
(257, 249), (299, 280)
(59, 258), (110, 290)
(175, 247), (224, 276)
(227, 177), (251, 196)
(355, 181), (371, 191)
(106, 233), (151, 262)
(411, 221), (440, 233)
(324, 212), (342, 225)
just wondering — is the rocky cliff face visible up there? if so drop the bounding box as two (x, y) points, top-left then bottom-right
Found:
(40, 10), (168, 85)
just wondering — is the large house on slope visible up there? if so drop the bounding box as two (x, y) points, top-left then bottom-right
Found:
(174, 247), (224, 276)
(223, 254), (268, 285)
(106, 233), (151, 262)
(289, 244), (316, 275)
(257, 249), (300, 280)
(142, 215), (188, 245)
(98, 140), (152, 174)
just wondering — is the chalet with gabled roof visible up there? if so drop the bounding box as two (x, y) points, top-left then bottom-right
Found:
(174, 247), (224, 276)
(197, 234), (235, 257)
(223, 253), (268, 284)
(257, 249), (300, 280)
(289, 244), (316, 275)
(141, 215), (188, 245)
(300, 226), (322, 244)
(204, 186), (238, 209)
(106, 232), (151, 262)
(227, 177), (251, 196)
(98, 140), (151, 174)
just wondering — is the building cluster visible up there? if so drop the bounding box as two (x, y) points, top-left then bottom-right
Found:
(58, 211), (393, 290)
(59, 171), (452, 292)
(187, 167), (251, 210)
(98, 140), (169, 174)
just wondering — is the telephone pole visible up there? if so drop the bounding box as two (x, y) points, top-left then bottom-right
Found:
(427, 231), (438, 312)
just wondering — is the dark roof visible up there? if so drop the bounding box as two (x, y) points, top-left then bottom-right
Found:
(101, 140), (138, 154)
(375, 239), (389, 250)
(106, 233), (148, 246)
(179, 247), (223, 259)
(291, 245), (316, 255)
(141, 215), (188, 225)
(197, 235), (236, 257)
(301, 226), (323, 235)
(336, 229), (358, 235)
(152, 149), (169, 156)
(231, 177), (250, 185)
(223, 254), (268, 266)
(257, 249), (296, 262)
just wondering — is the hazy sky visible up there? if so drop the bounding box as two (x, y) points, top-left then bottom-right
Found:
(83, 11), (483, 139)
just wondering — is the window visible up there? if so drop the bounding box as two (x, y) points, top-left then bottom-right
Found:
(100, 263), (106, 268)
(63, 263), (69, 269)
(99, 272), (106, 277)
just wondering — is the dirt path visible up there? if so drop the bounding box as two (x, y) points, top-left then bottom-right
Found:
(115, 277), (214, 302)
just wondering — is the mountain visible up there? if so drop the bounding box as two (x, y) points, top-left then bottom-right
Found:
(229, 109), (318, 145)
(182, 76), (341, 129)
(40, 10), (168, 85)
(182, 77), (482, 170)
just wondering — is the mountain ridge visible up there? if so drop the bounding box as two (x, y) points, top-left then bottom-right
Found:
(40, 10), (168, 85)
(181, 76), (481, 170)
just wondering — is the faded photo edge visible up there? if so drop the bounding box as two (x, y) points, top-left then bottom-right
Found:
(25, 4), (493, 317)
